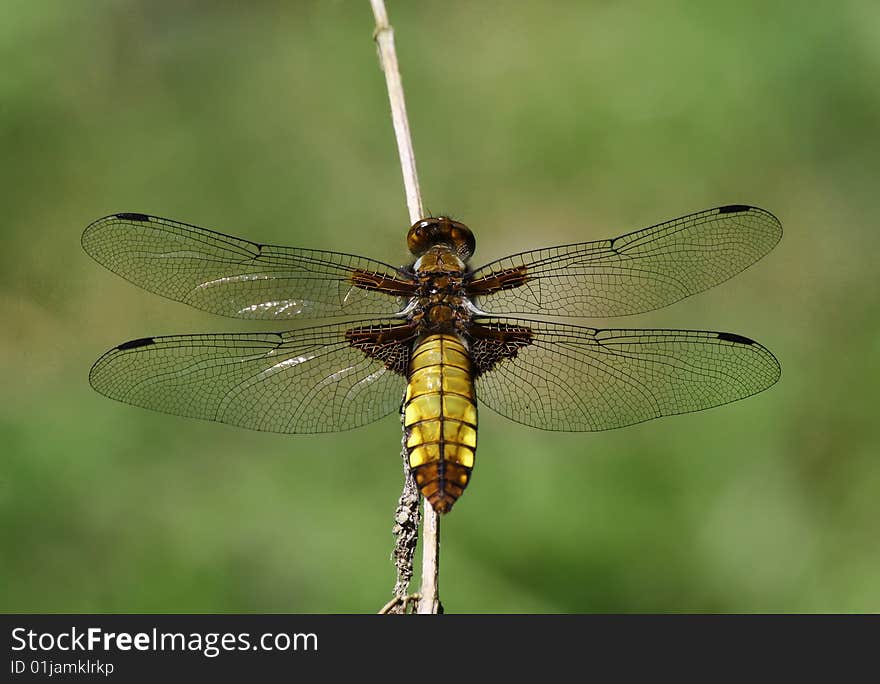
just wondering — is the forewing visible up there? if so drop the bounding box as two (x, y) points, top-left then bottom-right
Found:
(82, 213), (415, 319)
(89, 321), (411, 433)
(473, 318), (780, 431)
(468, 205), (781, 317)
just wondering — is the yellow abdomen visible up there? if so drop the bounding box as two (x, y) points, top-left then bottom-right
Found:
(404, 333), (477, 513)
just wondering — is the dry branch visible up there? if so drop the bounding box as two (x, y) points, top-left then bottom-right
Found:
(369, 0), (441, 615)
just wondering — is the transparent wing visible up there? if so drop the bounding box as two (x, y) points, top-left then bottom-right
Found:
(82, 213), (415, 319)
(89, 321), (410, 433)
(474, 317), (780, 431)
(468, 205), (781, 317)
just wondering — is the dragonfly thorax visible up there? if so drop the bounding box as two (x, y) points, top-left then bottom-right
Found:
(408, 245), (472, 335)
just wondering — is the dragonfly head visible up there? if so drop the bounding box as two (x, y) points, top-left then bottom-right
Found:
(408, 217), (475, 260)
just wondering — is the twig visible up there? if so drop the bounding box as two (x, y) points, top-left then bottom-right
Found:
(386, 411), (421, 613)
(370, 0), (441, 615)
(416, 498), (441, 614)
(370, 0), (424, 224)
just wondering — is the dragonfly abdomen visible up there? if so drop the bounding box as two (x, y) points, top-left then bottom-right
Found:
(404, 333), (477, 513)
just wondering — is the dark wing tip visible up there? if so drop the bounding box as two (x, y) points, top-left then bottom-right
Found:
(716, 330), (783, 385)
(114, 212), (152, 222)
(717, 204), (783, 247)
(718, 203), (782, 227)
(82, 212), (152, 236)
(716, 331), (755, 345)
(116, 337), (156, 351)
(82, 212), (152, 257)
(718, 204), (752, 214)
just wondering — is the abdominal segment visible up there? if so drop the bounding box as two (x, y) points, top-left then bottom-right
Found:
(403, 334), (477, 513)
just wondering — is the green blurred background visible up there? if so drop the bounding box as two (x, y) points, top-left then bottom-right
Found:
(2, 0), (878, 613)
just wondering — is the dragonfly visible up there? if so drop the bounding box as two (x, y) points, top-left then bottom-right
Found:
(82, 205), (781, 512)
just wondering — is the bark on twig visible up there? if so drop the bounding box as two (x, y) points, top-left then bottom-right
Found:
(370, 0), (441, 615)
(382, 413), (421, 614)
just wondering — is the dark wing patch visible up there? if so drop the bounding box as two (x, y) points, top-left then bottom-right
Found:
(468, 205), (782, 318)
(350, 269), (420, 297)
(474, 317), (780, 431)
(345, 322), (417, 376)
(467, 322), (533, 376)
(82, 214), (415, 320)
(467, 266), (530, 296)
(89, 320), (409, 433)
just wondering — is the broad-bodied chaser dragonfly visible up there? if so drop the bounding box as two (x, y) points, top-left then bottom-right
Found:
(83, 205), (781, 512)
